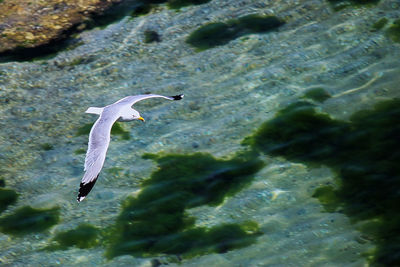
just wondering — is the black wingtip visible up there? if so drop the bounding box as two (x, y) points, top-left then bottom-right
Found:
(171, 94), (184, 100)
(77, 175), (99, 203)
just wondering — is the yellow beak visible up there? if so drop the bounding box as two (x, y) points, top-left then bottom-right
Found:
(138, 116), (145, 122)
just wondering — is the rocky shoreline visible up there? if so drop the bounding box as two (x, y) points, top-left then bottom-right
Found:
(0, 0), (123, 54)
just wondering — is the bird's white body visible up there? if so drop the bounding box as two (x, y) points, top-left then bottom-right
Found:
(77, 94), (184, 202)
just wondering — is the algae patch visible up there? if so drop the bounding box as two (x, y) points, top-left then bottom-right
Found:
(75, 123), (94, 136)
(327, 0), (380, 11)
(302, 88), (331, 103)
(186, 14), (285, 51)
(130, 0), (212, 17)
(110, 123), (131, 140)
(76, 122), (130, 140)
(0, 188), (18, 213)
(47, 224), (100, 250)
(144, 30), (161, 43)
(40, 143), (54, 151)
(167, 0), (211, 10)
(0, 206), (60, 235)
(244, 98), (400, 266)
(371, 18), (388, 31)
(74, 148), (87, 155)
(387, 19), (400, 43)
(243, 101), (349, 165)
(311, 186), (341, 213)
(106, 152), (264, 258)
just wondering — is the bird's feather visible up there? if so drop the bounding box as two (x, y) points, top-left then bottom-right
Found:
(77, 93), (183, 202)
(78, 111), (119, 202)
(116, 94), (183, 107)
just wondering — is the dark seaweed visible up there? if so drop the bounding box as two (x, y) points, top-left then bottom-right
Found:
(327, 0), (380, 11)
(144, 30), (161, 43)
(302, 88), (331, 103)
(387, 19), (400, 43)
(47, 224), (100, 250)
(371, 18), (388, 32)
(0, 206), (60, 235)
(0, 188), (18, 214)
(76, 122), (130, 140)
(105, 152), (264, 258)
(167, 0), (211, 10)
(186, 15), (285, 51)
(40, 143), (54, 151)
(244, 99), (400, 265)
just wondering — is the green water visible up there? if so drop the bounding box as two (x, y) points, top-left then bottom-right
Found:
(1, 0), (400, 266)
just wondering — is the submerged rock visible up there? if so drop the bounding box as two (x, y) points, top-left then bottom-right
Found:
(0, 0), (123, 54)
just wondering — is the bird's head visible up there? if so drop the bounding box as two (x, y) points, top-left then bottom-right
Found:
(132, 110), (145, 122)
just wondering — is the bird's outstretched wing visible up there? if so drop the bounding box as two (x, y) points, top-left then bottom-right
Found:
(77, 111), (119, 202)
(116, 94), (184, 107)
(77, 93), (183, 202)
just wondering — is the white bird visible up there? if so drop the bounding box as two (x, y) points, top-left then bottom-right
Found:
(77, 93), (184, 202)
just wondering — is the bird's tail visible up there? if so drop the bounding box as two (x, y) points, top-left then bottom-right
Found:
(85, 107), (104, 115)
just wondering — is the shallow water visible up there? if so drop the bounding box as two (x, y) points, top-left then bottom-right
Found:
(1, 0), (400, 266)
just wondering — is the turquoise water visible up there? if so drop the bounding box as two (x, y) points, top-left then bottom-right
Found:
(1, 0), (400, 266)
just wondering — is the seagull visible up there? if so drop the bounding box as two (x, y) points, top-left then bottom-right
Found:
(77, 93), (184, 202)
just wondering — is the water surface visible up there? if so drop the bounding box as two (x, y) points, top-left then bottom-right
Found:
(0, 0), (400, 266)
